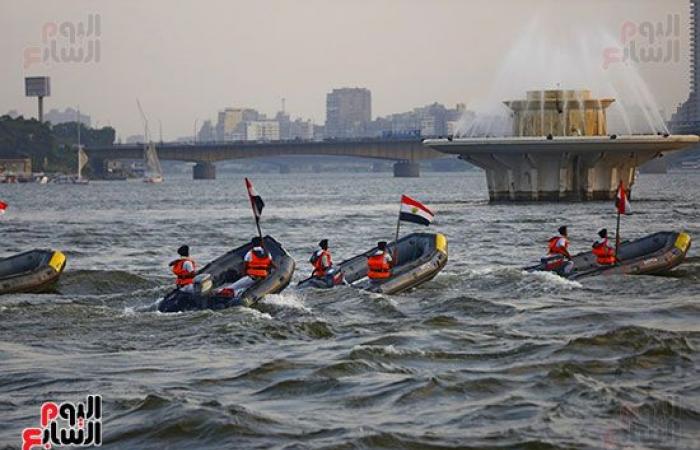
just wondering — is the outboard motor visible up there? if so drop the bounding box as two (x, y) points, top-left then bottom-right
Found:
(193, 273), (213, 296)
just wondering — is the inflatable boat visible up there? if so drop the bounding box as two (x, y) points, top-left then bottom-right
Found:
(157, 236), (295, 313)
(525, 231), (691, 280)
(0, 249), (67, 294)
(297, 232), (448, 294)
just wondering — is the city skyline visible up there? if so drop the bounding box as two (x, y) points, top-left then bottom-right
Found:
(1, 0), (691, 138)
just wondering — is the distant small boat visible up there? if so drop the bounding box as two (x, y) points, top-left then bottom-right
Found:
(0, 249), (67, 294)
(143, 143), (164, 183)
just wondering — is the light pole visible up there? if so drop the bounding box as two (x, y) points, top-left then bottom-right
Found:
(193, 119), (198, 144)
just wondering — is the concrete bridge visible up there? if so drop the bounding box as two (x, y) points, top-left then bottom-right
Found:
(84, 139), (445, 179)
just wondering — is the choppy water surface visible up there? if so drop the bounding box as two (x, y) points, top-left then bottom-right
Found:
(1, 171), (699, 449)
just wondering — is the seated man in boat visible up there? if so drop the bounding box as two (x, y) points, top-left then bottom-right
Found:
(367, 241), (393, 282)
(542, 226), (574, 274)
(310, 239), (333, 278)
(245, 237), (275, 279)
(169, 245), (196, 288)
(591, 228), (617, 266)
(220, 237), (277, 296)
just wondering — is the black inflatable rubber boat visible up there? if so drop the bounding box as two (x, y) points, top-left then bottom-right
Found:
(0, 249), (67, 294)
(297, 232), (448, 294)
(158, 236), (295, 312)
(525, 231), (691, 280)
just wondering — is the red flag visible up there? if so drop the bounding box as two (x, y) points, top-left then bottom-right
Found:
(244, 178), (265, 219)
(615, 181), (631, 215)
(399, 195), (435, 226)
(0, 200), (7, 214)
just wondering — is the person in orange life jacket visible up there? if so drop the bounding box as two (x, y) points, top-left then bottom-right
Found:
(543, 226), (574, 274)
(310, 239), (333, 278)
(223, 237), (279, 296)
(244, 237), (277, 280)
(169, 245), (196, 288)
(592, 228), (617, 265)
(367, 241), (393, 281)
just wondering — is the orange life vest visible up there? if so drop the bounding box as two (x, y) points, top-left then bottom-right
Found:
(172, 257), (196, 286)
(312, 250), (332, 277)
(246, 249), (272, 278)
(592, 238), (616, 265)
(548, 236), (569, 257)
(367, 252), (391, 279)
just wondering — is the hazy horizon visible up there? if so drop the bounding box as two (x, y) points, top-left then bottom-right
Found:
(2, 0), (692, 139)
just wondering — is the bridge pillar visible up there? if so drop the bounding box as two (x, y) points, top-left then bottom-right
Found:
(393, 161), (420, 178)
(193, 161), (216, 180)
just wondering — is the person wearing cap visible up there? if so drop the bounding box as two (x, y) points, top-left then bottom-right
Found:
(310, 239), (333, 278)
(543, 226), (574, 274)
(367, 241), (393, 280)
(592, 228), (617, 265)
(169, 245), (196, 287)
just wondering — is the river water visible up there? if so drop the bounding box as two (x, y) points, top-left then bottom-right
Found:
(1, 170), (699, 449)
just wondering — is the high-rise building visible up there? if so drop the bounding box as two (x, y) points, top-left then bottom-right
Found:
(670, 0), (700, 133)
(216, 108), (260, 141)
(325, 88), (372, 138)
(245, 121), (280, 141)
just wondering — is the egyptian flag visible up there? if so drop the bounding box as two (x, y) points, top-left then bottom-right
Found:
(399, 195), (434, 226)
(245, 178), (265, 219)
(615, 181), (631, 215)
(0, 200), (6, 215)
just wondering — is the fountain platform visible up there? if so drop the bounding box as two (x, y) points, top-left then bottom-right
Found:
(424, 134), (698, 201)
(425, 89), (699, 201)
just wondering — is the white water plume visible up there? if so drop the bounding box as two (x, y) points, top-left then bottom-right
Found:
(455, 12), (671, 137)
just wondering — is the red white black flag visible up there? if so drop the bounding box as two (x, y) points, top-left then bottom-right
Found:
(399, 195), (434, 226)
(245, 178), (265, 219)
(615, 181), (631, 215)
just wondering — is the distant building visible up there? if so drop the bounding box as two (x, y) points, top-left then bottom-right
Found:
(216, 108), (260, 141)
(0, 151), (32, 175)
(325, 88), (372, 138)
(290, 118), (314, 140)
(245, 121), (280, 141)
(670, 0), (700, 134)
(45, 107), (91, 127)
(197, 120), (215, 142)
(374, 102), (467, 138)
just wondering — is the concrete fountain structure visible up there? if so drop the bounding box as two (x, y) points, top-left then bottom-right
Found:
(424, 89), (699, 202)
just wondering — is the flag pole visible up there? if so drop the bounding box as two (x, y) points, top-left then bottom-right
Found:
(615, 209), (621, 262)
(245, 178), (264, 241)
(393, 205), (401, 265)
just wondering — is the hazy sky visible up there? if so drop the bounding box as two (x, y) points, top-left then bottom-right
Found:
(1, 0), (692, 139)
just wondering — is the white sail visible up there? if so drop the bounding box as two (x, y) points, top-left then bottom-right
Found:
(144, 143), (163, 182)
(78, 147), (88, 180)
